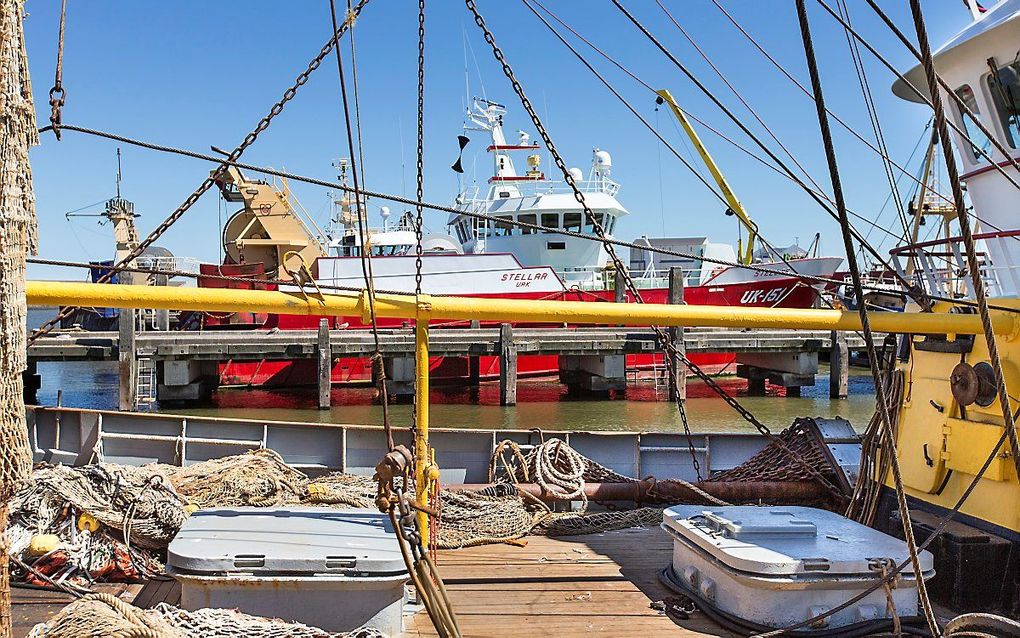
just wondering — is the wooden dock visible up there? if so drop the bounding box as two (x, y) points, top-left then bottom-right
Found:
(26, 325), (871, 409)
(11, 528), (734, 638)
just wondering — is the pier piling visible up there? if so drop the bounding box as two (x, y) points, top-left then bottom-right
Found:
(118, 309), (137, 411)
(317, 318), (331, 409)
(499, 323), (517, 406)
(830, 330), (849, 399)
(668, 267), (687, 402)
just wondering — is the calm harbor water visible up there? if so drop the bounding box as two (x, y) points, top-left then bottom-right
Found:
(32, 359), (878, 434)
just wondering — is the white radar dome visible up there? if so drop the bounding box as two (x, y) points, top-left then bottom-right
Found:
(380, 206), (391, 220)
(594, 149), (612, 169)
(568, 167), (584, 181)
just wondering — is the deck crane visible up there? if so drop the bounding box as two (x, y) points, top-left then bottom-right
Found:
(656, 89), (759, 265)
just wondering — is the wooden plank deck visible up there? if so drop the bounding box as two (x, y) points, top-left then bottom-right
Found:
(12, 582), (142, 638)
(12, 528), (732, 638)
(404, 527), (736, 637)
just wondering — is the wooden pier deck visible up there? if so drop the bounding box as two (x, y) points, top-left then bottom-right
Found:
(11, 528), (733, 638)
(26, 326), (864, 362)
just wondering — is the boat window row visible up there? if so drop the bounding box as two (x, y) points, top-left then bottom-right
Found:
(952, 61), (1020, 164)
(452, 212), (617, 242)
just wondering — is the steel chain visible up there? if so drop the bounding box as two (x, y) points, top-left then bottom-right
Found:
(465, 0), (848, 496)
(414, 0), (426, 298)
(464, 0), (706, 478)
(28, 0), (372, 345)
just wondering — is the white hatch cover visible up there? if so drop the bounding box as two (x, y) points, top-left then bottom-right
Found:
(168, 507), (407, 576)
(662, 505), (933, 577)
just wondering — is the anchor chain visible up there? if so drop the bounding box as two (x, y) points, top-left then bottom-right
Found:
(465, 0), (843, 498)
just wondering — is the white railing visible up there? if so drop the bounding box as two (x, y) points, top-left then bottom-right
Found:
(556, 266), (703, 292)
(889, 229), (1020, 299)
(458, 177), (620, 203)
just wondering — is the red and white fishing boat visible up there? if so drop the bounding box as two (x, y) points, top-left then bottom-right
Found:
(196, 98), (842, 387)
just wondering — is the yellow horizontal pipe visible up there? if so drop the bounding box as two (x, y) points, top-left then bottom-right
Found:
(25, 281), (1016, 336)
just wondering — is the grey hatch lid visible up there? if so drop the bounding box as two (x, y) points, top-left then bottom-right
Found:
(168, 507), (407, 576)
(663, 505), (934, 577)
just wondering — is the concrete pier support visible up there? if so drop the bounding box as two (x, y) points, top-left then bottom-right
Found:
(829, 330), (849, 399)
(737, 351), (818, 398)
(499, 323), (517, 406)
(667, 267), (687, 402)
(383, 355), (415, 398)
(317, 318), (332, 409)
(559, 354), (627, 394)
(157, 359), (218, 403)
(118, 310), (137, 411)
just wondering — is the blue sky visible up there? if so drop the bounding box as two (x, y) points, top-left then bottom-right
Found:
(22, 0), (969, 279)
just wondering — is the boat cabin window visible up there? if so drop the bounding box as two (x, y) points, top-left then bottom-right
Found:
(541, 213), (559, 233)
(563, 212), (582, 232)
(495, 215), (514, 236)
(954, 85), (992, 162)
(519, 213), (537, 234)
(583, 213), (605, 233)
(986, 62), (1020, 149)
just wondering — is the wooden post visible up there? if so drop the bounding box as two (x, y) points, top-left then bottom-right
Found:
(614, 268), (627, 304)
(499, 322), (517, 406)
(317, 318), (332, 409)
(468, 356), (481, 386)
(830, 330), (849, 399)
(0, 4), (39, 633)
(118, 309), (137, 411)
(668, 267), (687, 402)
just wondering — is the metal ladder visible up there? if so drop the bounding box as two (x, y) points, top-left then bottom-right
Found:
(135, 356), (157, 410)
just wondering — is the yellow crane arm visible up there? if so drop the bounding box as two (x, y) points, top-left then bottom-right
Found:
(656, 89), (759, 265)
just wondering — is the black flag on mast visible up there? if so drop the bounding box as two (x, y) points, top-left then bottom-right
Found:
(451, 135), (470, 173)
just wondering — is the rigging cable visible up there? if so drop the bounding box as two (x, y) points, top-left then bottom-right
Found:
(836, 0), (911, 243)
(610, 0), (932, 312)
(816, 0), (1020, 195)
(907, 0), (1020, 489)
(467, 0), (846, 497)
(47, 0), (67, 139)
(710, 0), (958, 213)
(346, 0), (368, 190)
(792, 1), (940, 634)
(654, 0), (826, 197)
(27, 0), (373, 345)
(519, 0), (810, 274)
(328, 0), (393, 451)
(40, 121), (1020, 316)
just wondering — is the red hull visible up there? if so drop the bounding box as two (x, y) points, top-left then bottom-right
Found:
(206, 277), (816, 388)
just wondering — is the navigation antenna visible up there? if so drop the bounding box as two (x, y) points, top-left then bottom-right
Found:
(116, 147), (122, 198)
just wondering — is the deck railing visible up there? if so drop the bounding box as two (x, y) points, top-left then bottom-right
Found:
(890, 229), (1020, 299)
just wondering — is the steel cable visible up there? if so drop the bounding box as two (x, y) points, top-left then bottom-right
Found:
(610, 0), (932, 312)
(28, 0), (373, 346)
(790, 1), (939, 633)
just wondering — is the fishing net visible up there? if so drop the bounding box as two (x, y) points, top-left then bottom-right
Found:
(302, 472), (378, 509)
(25, 594), (385, 638)
(8, 463), (186, 587)
(437, 484), (549, 549)
(0, 0), (37, 503)
(25, 593), (183, 638)
(169, 449), (306, 508)
(147, 603), (385, 638)
(539, 507), (664, 537)
(1, 0), (40, 621)
(707, 418), (842, 487)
